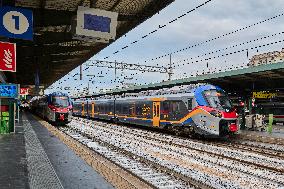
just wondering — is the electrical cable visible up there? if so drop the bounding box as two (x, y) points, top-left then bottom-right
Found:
(102, 0), (214, 59)
(173, 31), (284, 66)
(143, 12), (284, 64)
(173, 38), (284, 69)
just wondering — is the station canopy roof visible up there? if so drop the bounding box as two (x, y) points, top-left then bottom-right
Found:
(90, 62), (284, 97)
(2, 0), (174, 87)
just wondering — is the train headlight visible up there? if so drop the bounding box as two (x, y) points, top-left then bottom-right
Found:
(48, 105), (56, 111)
(229, 123), (238, 132)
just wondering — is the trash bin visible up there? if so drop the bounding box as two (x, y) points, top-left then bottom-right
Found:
(0, 120), (4, 134)
(245, 115), (254, 129)
(0, 120), (8, 134)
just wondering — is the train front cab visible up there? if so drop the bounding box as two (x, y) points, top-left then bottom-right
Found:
(191, 86), (238, 137)
(46, 94), (72, 124)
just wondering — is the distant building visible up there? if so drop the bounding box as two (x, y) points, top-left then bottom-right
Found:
(249, 48), (284, 66)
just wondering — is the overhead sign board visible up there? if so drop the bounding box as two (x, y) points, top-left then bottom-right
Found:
(0, 41), (16, 72)
(75, 6), (118, 42)
(24, 85), (44, 96)
(0, 6), (33, 40)
(20, 88), (29, 95)
(253, 91), (277, 99)
(0, 84), (18, 98)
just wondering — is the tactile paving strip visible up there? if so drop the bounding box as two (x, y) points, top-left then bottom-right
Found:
(23, 116), (63, 189)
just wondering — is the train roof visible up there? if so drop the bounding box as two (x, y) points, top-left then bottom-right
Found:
(73, 84), (223, 102)
(48, 91), (69, 97)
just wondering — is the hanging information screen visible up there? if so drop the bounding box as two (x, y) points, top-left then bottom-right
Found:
(0, 84), (18, 98)
(84, 14), (111, 33)
(76, 6), (118, 41)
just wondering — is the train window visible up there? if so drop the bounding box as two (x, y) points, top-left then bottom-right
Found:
(135, 102), (143, 116)
(204, 90), (232, 111)
(171, 101), (179, 112)
(153, 104), (156, 117)
(161, 101), (170, 114)
(116, 103), (122, 115)
(167, 100), (188, 120)
(51, 96), (69, 107)
(122, 103), (129, 114)
(157, 104), (160, 117)
(99, 104), (102, 113)
(188, 99), (192, 110)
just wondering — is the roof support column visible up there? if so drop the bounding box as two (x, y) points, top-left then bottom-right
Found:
(0, 72), (6, 83)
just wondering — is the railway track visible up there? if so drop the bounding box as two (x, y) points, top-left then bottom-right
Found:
(61, 127), (194, 189)
(73, 117), (284, 172)
(66, 117), (284, 189)
(214, 140), (284, 159)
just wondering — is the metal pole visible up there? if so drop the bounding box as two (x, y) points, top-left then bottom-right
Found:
(114, 61), (117, 118)
(114, 61), (117, 83)
(0, 98), (1, 126)
(168, 53), (173, 81)
(80, 65), (83, 80)
(16, 100), (19, 123)
(87, 82), (89, 95)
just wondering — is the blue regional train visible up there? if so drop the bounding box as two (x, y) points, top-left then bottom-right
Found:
(73, 85), (238, 137)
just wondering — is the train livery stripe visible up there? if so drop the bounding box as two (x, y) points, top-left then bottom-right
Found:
(160, 108), (210, 124)
(90, 107), (210, 126)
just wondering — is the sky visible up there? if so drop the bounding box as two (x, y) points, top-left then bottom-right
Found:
(45, 0), (284, 96)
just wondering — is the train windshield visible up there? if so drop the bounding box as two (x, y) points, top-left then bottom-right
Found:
(51, 96), (70, 107)
(203, 90), (232, 111)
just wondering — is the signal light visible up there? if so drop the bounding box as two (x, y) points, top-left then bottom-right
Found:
(48, 105), (56, 111)
(229, 124), (238, 132)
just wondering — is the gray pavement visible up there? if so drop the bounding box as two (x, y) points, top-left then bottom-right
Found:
(240, 124), (284, 139)
(0, 115), (29, 189)
(0, 112), (114, 189)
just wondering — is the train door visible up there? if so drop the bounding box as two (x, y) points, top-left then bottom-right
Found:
(82, 102), (85, 117)
(153, 101), (160, 127)
(130, 102), (135, 117)
(91, 102), (95, 118)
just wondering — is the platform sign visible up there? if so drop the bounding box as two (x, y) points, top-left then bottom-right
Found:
(0, 41), (16, 72)
(76, 6), (118, 42)
(26, 85), (44, 96)
(253, 91), (277, 99)
(0, 84), (18, 98)
(20, 87), (29, 95)
(0, 6), (33, 40)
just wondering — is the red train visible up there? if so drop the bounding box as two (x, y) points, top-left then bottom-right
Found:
(30, 92), (72, 125)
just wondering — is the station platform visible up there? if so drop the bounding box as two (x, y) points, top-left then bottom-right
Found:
(0, 112), (114, 189)
(238, 124), (284, 145)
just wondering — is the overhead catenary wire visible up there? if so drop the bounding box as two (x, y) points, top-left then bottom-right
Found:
(172, 38), (284, 69)
(50, 36), (284, 93)
(53, 37), (284, 93)
(142, 12), (284, 64)
(173, 31), (284, 66)
(51, 12), (284, 94)
(103, 0), (214, 59)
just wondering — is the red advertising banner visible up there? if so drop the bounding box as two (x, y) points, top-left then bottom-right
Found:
(20, 88), (29, 95)
(0, 41), (16, 72)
